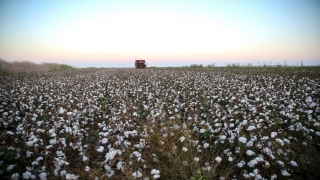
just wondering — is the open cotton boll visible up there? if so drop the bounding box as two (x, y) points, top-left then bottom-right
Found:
(271, 132), (277, 138)
(97, 146), (105, 152)
(179, 136), (185, 142)
(23, 171), (36, 179)
(246, 126), (256, 131)
(101, 138), (108, 144)
(182, 147), (188, 152)
(281, 170), (291, 176)
(66, 173), (79, 180)
(151, 169), (160, 179)
(238, 137), (247, 143)
(246, 150), (255, 156)
(132, 171), (142, 179)
(11, 173), (19, 180)
(277, 160), (285, 167)
(105, 148), (118, 162)
(247, 159), (258, 167)
(7, 164), (15, 171)
(215, 156), (222, 163)
(237, 160), (246, 167)
(220, 135), (226, 140)
(82, 155), (89, 162)
(290, 160), (298, 167)
(276, 139), (285, 146)
(39, 172), (47, 180)
(228, 157), (234, 162)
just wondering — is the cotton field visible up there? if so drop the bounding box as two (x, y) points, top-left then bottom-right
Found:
(0, 68), (319, 179)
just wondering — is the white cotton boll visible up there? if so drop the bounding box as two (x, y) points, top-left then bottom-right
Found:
(59, 170), (67, 177)
(246, 126), (256, 131)
(105, 148), (118, 162)
(238, 137), (247, 143)
(305, 96), (312, 103)
(58, 108), (64, 114)
(203, 143), (209, 148)
(281, 170), (291, 176)
(182, 147), (188, 152)
(49, 139), (57, 145)
(66, 173), (79, 180)
(264, 161), (270, 168)
(101, 138), (108, 144)
(151, 169), (160, 179)
(23, 171), (32, 179)
(36, 156), (44, 162)
(200, 129), (206, 133)
(220, 135), (226, 140)
(249, 172), (255, 177)
(32, 160), (39, 166)
(246, 141), (254, 147)
(39, 172), (47, 180)
(243, 173), (250, 179)
(302, 141), (308, 146)
(11, 173), (19, 180)
(117, 161), (124, 172)
(215, 157), (222, 163)
(270, 174), (277, 180)
(56, 151), (65, 157)
(237, 161), (246, 167)
(271, 132), (277, 138)
(228, 157), (233, 162)
(132, 171), (142, 179)
(242, 120), (248, 125)
(290, 160), (298, 167)
(26, 141), (34, 146)
(179, 136), (185, 142)
(276, 139), (284, 146)
(97, 146), (104, 152)
(247, 159), (258, 167)
(246, 150), (255, 156)
(277, 160), (285, 167)
(283, 138), (290, 144)
(261, 136), (269, 141)
(7, 164), (15, 171)
(82, 155), (89, 162)
(85, 166), (90, 172)
(104, 164), (112, 171)
(6, 131), (14, 135)
(194, 157), (200, 162)
(214, 123), (221, 127)
(134, 144), (141, 148)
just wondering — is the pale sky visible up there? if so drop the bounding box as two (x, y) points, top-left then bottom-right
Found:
(0, 0), (319, 67)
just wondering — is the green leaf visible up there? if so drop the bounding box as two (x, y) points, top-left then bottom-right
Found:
(4, 151), (17, 162)
(196, 168), (202, 175)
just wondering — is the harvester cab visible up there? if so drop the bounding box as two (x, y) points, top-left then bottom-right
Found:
(135, 60), (146, 69)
